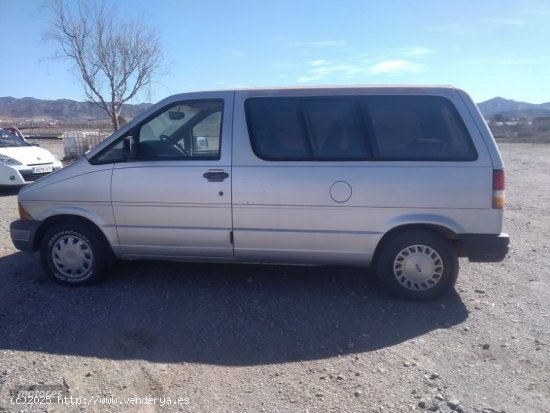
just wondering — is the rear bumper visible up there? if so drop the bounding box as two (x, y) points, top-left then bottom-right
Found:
(457, 233), (510, 262)
(10, 219), (41, 252)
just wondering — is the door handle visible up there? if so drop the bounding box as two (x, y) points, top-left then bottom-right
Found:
(203, 169), (229, 182)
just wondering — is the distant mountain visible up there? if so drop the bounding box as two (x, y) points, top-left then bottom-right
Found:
(2, 95), (550, 122)
(477, 97), (550, 119)
(0, 96), (152, 122)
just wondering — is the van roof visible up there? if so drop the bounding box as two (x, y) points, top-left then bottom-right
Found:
(187, 84), (458, 94)
(159, 85), (465, 105)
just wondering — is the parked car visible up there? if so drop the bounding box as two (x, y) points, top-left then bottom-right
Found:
(0, 128), (62, 186)
(2, 126), (27, 141)
(9, 86), (509, 300)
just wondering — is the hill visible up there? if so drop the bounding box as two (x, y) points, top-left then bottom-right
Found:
(477, 97), (550, 119)
(0, 96), (152, 122)
(2, 95), (550, 123)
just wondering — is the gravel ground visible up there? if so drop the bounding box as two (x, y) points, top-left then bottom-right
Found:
(0, 142), (549, 413)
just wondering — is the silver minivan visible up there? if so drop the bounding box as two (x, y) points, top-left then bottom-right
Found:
(10, 86), (509, 300)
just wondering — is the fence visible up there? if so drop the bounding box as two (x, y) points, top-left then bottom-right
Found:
(61, 131), (110, 159)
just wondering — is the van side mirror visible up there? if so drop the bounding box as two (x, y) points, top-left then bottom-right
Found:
(123, 136), (137, 159)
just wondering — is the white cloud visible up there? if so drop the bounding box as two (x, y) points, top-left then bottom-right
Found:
(297, 59), (370, 83)
(310, 59), (328, 66)
(368, 60), (425, 75)
(404, 47), (435, 57)
(293, 46), (432, 83)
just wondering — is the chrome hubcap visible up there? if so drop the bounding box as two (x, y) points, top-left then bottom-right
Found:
(393, 245), (444, 291)
(51, 235), (93, 279)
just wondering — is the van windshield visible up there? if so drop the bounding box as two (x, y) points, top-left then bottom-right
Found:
(0, 129), (29, 147)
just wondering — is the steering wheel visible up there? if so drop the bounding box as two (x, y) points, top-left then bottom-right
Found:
(160, 134), (192, 157)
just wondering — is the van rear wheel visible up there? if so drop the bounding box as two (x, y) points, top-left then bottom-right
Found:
(40, 221), (112, 285)
(375, 230), (458, 300)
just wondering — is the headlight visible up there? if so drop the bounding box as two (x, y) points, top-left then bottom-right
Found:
(0, 154), (22, 166)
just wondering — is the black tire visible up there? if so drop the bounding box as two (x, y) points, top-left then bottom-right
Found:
(40, 221), (113, 285)
(375, 230), (458, 301)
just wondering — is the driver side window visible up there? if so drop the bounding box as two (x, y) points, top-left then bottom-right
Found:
(137, 100), (223, 160)
(93, 99), (224, 164)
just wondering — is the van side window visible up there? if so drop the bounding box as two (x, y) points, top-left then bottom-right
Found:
(246, 98), (369, 161)
(246, 99), (311, 160)
(136, 100), (223, 160)
(302, 100), (369, 160)
(360, 96), (477, 161)
(93, 100), (223, 163)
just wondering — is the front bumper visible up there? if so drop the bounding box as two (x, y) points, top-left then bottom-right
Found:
(457, 233), (510, 262)
(10, 219), (42, 252)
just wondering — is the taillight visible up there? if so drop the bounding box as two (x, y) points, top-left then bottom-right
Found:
(492, 169), (505, 209)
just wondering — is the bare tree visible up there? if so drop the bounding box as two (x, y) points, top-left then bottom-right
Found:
(45, 0), (163, 131)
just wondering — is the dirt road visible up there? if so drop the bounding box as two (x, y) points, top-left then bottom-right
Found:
(0, 142), (548, 413)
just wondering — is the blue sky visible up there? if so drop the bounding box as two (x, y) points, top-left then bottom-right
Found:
(1, 0), (549, 104)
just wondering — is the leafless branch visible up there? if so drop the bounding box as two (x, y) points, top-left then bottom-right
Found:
(44, 0), (164, 130)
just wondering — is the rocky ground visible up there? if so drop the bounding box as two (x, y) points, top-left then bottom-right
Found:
(0, 142), (548, 413)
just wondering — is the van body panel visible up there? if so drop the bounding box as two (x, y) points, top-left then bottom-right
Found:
(456, 89), (505, 169)
(232, 204), (382, 264)
(31, 204), (119, 249)
(231, 164), (492, 208)
(110, 91), (234, 258)
(15, 159), (118, 248)
(17, 156), (113, 196)
(230, 163), (497, 263)
(111, 162), (232, 258)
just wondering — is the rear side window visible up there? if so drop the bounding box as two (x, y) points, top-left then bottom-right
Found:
(246, 95), (477, 162)
(359, 96), (477, 161)
(302, 100), (368, 160)
(246, 98), (370, 161)
(246, 99), (311, 160)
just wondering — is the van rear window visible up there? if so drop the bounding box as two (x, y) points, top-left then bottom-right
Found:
(245, 95), (477, 161)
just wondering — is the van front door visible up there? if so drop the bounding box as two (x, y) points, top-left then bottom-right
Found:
(110, 94), (234, 259)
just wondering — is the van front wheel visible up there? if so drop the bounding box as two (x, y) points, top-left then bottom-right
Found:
(375, 230), (458, 300)
(40, 222), (111, 285)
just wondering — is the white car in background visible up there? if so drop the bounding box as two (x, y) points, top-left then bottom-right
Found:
(0, 128), (62, 186)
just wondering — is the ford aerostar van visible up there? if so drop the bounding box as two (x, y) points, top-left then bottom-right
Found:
(10, 86), (509, 300)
